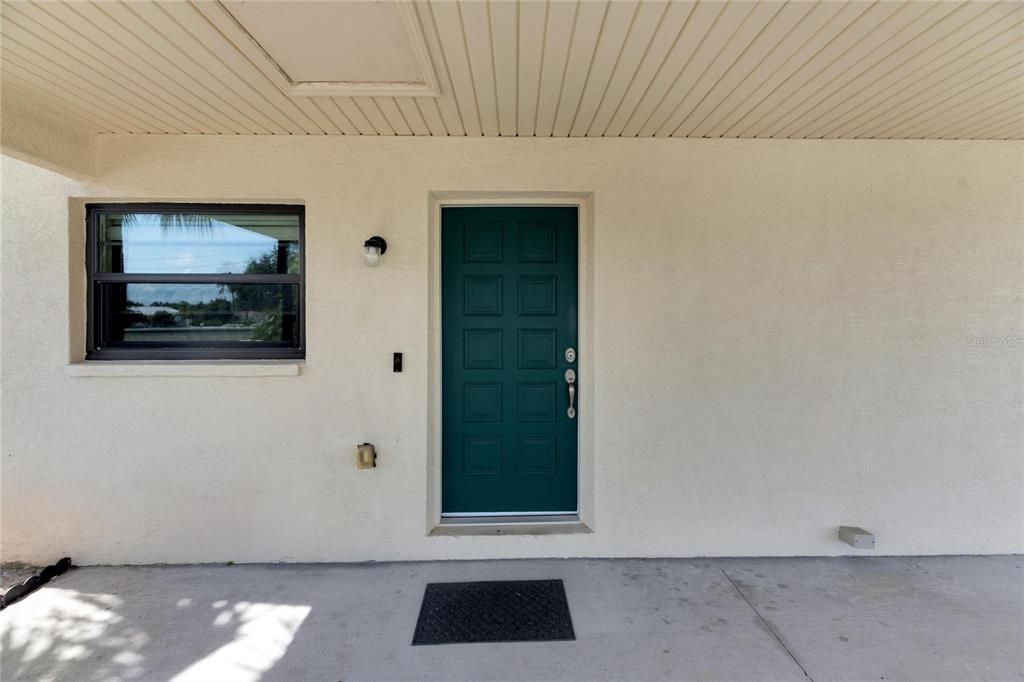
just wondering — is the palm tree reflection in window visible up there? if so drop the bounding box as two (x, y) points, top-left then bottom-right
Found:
(115, 213), (298, 344)
(229, 245), (299, 343)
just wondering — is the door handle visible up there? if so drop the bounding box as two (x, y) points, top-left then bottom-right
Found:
(565, 369), (576, 419)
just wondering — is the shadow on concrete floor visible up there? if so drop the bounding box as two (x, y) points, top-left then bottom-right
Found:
(1, 556), (1021, 681)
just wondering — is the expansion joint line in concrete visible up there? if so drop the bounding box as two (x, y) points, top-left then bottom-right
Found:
(721, 568), (812, 681)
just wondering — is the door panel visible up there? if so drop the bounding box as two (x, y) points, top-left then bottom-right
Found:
(442, 207), (578, 514)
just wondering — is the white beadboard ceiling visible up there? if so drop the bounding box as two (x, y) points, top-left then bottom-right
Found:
(1, 0), (1022, 139)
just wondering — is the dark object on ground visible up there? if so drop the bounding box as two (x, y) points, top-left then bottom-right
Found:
(412, 579), (575, 645)
(0, 557), (72, 609)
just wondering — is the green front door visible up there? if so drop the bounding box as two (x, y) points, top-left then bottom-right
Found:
(442, 206), (579, 514)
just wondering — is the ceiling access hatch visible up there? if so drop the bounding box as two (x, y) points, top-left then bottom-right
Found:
(221, 0), (440, 97)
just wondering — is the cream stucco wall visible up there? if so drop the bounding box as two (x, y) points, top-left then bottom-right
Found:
(1, 137), (1021, 564)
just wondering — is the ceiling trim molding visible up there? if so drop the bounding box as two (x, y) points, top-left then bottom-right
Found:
(287, 81), (439, 98)
(212, 0), (440, 98)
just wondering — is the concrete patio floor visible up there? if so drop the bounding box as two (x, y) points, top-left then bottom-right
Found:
(0, 556), (1020, 681)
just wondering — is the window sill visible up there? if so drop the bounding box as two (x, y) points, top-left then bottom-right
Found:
(430, 515), (591, 536)
(63, 360), (303, 378)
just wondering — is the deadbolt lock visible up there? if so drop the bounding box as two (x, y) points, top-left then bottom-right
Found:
(565, 347), (576, 363)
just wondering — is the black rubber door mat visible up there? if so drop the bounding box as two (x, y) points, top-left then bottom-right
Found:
(412, 579), (575, 645)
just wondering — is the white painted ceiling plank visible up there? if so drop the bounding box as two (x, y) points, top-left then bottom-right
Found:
(24, 0), (238, 134)
(0, 73), (125, 134)
(413, 2), (465, 135)
(300, 100), (346, 136)
(159, 1), (325, 134)
(568, 0), (639, 137)
(91, 1), (277, 134)
(671, 1), (816, 138)
(1, 3), (203, 134)
(0, 50), (157, 134)
(351, 98), (395, 135)
(766, 2), (962, 139)
(59, 1), (254, 134)
(517, 0), (549, 136)
(586, 0), (671, 137)
(700, 1), (857, 138)
(488, 0), (520, 136)
(334, 98), (379, 135)
(734, 1), (910, 137)
(938, 99), (1024, 139)
(876, 63), (1024, 138)
(395, 98), (431, 135)
(598, 0), (692, 138)
(123, 1), (303, 134)
(129, 1), (308, 135)
(23, 0), (238, 134)
(974, 109), (1024, 140)
(414, 98), (450, 136)
(833, 14), (1024, 137)
(0, 25), (182, 133)
(609, 0), (706, 139)
(1, 0), (1019, 139)
(187, 0), (335, 134)
(976, 114), (1024, 140)
(534, 0), (580, 137)
(315, 99), (359, 135)
(847, 45), (1023, 138)
(924, 92), (1024, 139)
(459, 0), (501, 137)
(429, 1), (482, 135)
(644, 1), (778, 139)
(899, 77), (1024, 138)
(550, 0), (607, 137)
(801, 2), (1023, 138)
(640, 1), (737, 138)
(375, 97), (415, 135)
(0, 79), (109, 133)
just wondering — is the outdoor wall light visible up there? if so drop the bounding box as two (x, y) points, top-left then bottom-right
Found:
(363, 236), (388, 267)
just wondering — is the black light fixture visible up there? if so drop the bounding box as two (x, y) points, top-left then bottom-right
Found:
(363, 236), (387, 267)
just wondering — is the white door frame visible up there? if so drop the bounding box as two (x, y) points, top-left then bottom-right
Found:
(426, 191), (595, 534)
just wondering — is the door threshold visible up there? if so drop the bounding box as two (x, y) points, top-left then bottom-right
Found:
(431, 514), (591, 536)
(442, 511), (577, 518)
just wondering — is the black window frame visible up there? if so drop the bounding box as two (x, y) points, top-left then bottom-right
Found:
(86, 203), (305, 361)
